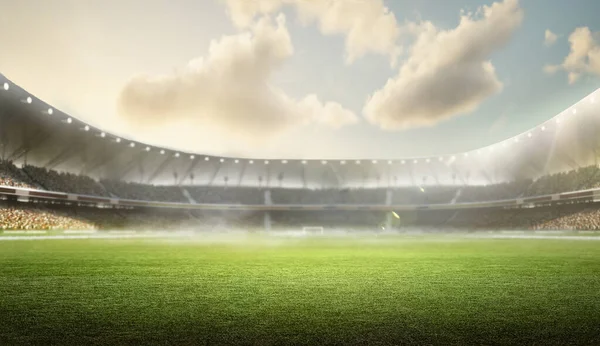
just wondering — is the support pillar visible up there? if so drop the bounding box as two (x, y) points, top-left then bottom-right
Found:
(264, 212), (272, 232)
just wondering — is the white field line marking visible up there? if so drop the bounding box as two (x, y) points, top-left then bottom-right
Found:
(0, 232), (193, 241)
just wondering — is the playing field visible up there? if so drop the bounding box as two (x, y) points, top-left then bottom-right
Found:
(0, 233), (599, 345)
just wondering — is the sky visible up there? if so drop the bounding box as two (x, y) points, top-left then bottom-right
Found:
(1, 0), (599, 160)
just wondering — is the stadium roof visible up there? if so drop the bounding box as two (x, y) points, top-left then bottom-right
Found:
(1, 73), (599, 188)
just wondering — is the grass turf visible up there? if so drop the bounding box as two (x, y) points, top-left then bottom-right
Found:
(0, 235), (599, 345)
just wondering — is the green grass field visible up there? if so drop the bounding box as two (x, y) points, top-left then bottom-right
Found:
(0, 234), (599, 345)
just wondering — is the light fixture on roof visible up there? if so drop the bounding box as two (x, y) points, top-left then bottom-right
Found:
(100, 132), (106, 138)
(541, 126), (546, 131)
(514, 137), (519, 143)
(264, 160), (269, 165)
(388, 160), (392, 165)
(322, 160), (327, 165)
(372, 160), (378, 164)
(439, 157), (443, 162)
(451, 156), (456, 160)
(572, 108), (577, 114)
(401, 160), (405, 164)
(84, 125), (90, 131)
(413, 160), (418, 164)
(556, 118), (561, 124)
(66, 117), (72, 124)
(160, 150), (165, 155)
(249, 160), (254, 164)
(220, 158), (224, 163)
(527, 132), (532, 138)
(145, 146), (151, 152)
(47, 108), (53, 115)
(205, 157), (210, 161)
(282, 160), (288, 164)
(190, 155), (195, 160)
(26, 96), (32, 104)
(175, 153), (180, 158)
(426, 158), (430, 163)
(301, 160), (307, 165)
(355, 160), (361, 165)
(591, 96), (596, 104)
(502, 142), (507, 147)
(115, 137), (121, 143)
(235, 159), (239, 164)
(341, 161), (347, 165)
(128, 142), (135, 148)
(2, 82), (8, 91)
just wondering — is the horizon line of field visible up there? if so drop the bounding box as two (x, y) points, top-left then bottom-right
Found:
(1, 230), (600, 241)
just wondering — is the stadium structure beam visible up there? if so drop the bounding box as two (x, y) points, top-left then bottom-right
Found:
(236, 162), (248, 187)
(82, 143), (122, 177)
(7, 129), (54, 163)
(116, 152), (146, 181)
(44, 141), (82, 169)
(146, 155), (174, 184)
(178, 158), (200, 186)
(327, 163), (343, 188)
(301, 164), (307, 189)
(208, 162), (222, 186)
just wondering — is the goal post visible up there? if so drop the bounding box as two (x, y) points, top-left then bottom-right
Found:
(302, 226), (324, 235)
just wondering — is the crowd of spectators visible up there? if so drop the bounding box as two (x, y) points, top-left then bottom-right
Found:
(0, 203), (94, 230)
(4, 162), (600, 205)
(23, 165), (109, 196)
(0, 160), (38, 189)
(3, 198), (600, 231)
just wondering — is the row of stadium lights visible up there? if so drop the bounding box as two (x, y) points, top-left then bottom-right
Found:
(4, 82), (597, 164)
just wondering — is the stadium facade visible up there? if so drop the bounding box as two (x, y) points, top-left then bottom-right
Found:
(2, 73), (599, 190)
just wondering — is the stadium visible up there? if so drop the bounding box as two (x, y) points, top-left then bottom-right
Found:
(2, 72), (600, 344)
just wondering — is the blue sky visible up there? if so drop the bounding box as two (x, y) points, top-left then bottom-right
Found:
(1, 0), (599, 159)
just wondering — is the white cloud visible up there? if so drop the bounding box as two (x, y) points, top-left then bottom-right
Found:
(544, 29), (558, 47)
(117, 14), (358, 146)
(544, 27), (600, 84)
(223, 0), (402, 65)
(364, 0), (523, 130)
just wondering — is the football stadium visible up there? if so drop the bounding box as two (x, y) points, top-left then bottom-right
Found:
(1, 72), (600, 345)
(2, 0), (600, 343)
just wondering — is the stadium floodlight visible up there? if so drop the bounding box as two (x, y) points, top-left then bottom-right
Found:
(413, 160), (418, 164)
(527, 132), (532, 138)
(464, 153), (469, 157)
(541, 126), (546, 131)
(401, 160), (405, 164)
(355, 160), (361, 165)
(372, 160), (378, 164)
(84, 125), (90, 131)
(556, 118), (561, 124)
(514, 137), (519, 143)
(145, 146), (151, 152)
(282, 160), (287, 164)
(502, 142), (507, 147)
(130, 142), (135, 148)
(160, 150), (165, 155)
(26, 96), (32, 104)
(388, 160), (392, 165)
(592, 96), (596, 104)
(190, 155), (195, 160)
(235, 159), (239, 164)
(322, 160), (328, 165)
(2, 82), (8, 91)
(439, 157), (443, 162)
(341, 161), (346, 165)
(66, 117), (72, 124)
(451, 156), (456, 160)
(249, 160), (254, 164)
(220, 158), (224, 163)
(264, 160), (269, 165)
(100, 132), (106, 138)
(573, 108), (577, 114)
(115, 138), (121, 143)
(175, 153), (180, 158)
(47, 108), (53, 115)
(426, 158), (430, 163)
(205, 157), (210, 161)
(302, 160), (307, 165)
